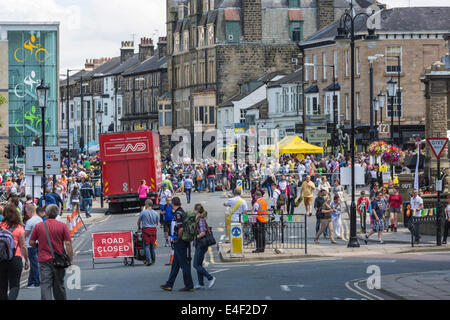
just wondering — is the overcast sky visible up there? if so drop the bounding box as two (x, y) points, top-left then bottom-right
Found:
(0, 0), (448, 72)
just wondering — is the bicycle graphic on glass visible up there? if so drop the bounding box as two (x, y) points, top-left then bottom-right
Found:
(14, 71), (41, 99)
(14, 35), (49, 63)
(14, 105), (50, 134)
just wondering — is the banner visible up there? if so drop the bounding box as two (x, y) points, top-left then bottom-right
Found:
(92, 232), (133, 259)
(414, 143), (420, 191)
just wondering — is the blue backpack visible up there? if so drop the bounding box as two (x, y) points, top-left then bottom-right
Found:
(0, 225), (17, 262)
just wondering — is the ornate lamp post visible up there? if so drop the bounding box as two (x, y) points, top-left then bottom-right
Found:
(334, 0), (378, 248)
(387, 78), (397, 179)
(36, 80), (49, 207)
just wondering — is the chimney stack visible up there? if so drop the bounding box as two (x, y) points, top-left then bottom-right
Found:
(139, 37), (155, 62)
(317, 0), (334, 30)
(85, 59), (94, 71)
(121, 41), (135, 63)
(157, 37), (168, 59)
(242, 0), (262, 42)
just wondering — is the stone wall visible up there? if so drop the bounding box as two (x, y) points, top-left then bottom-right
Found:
(216, 43), (300, 105)
(242, 0), (262, 42)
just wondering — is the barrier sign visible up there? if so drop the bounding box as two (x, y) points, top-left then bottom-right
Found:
(230, 223), (243, 258)
(379, 165), (388, 172)
(236, 180), (243, 192)
(92, 232), (133, 259)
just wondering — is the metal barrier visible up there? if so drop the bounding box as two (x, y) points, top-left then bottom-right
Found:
(409, 215), (437, 247)
(239, 212), (307, 253)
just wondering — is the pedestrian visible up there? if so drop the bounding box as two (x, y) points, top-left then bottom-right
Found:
(314, 195), (337, 244)
(318, 176), (331, 195)
(162, 197), (174, 246)
(357, 191), (370, 232)
(70, 185), (81, 214)
(138, 180), (150, 211)
(387, 187), (403, 232)
(250, 181), (265, 207)
(443, 194), (450, 245)
(184, 175), (193, 204)
(80, 178), (94, 218)
(314, 189), (329, 238)
(331, 195), (342, 240)
(0, 204), (29, 300)
(364, 192), (385, 244)
(159, 184), (172, 227)
(207, 165), (216, 193)
(287, 176), (297, 214)
(160, 197), (194, 292)
(300, 175), (316, 216)
(224, 189), (248, 236)
(138, 199), (159, 266)
(380, 187), (390, 232)
(24, 204), (43, 288)
(38, 188), (56, 208)
(29, 204), (73, 300)
(193, 204), (216, 290)
(409, 189), (423, 244)
(251, 191), (269, 253)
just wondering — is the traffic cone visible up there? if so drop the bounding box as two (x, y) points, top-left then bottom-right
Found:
(165, 248), (174, 266)
(72, 214), (78, 234)
(155, 240), (159, 248)
(77, 214), (82, 229)
(67, 217), (74, 237)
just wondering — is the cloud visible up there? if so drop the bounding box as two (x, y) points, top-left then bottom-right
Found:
(0, 0), (166, 70)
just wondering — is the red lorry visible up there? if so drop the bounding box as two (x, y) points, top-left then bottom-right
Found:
(99, 131), (162, 213)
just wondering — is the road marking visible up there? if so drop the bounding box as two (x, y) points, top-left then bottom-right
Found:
(254, 258), (339, 267)
(209, 268), (230, 274)
(217, 228), (224, 232)
(345, 280), (374, 300)
(345, 278), (384, 300)
(354, 280), (384, 300)
(208, 247), (216, 264)
(265, 296), (272, 300)
(83, 284), (104, 292)
(281, 284), (305, 292)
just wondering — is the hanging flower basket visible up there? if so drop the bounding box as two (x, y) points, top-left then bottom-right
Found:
(368, 141), (388, 157)
(382, 145), (405, 165)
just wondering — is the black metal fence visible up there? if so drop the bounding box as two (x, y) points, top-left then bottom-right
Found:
(238, 213), (307, 253)
(409, 215), (437, 247)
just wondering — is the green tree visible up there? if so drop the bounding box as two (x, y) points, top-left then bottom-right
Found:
(0, 94), (6, 128)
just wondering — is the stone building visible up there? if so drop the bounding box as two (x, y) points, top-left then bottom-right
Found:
(121, 37), (168, 133)
(298, 7), (449, 150)
(422, 34), (450, 177)
(166, 0), (366, 137)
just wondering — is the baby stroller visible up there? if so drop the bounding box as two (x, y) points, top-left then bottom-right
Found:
(124, 231), (146, 266)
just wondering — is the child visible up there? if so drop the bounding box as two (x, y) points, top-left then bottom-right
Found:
(331, 195), (342, 240)
(357, 191), (370, 232)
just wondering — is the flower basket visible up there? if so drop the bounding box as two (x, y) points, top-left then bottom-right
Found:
(368, 141), (388, 157)
(381, 145), (405, 165)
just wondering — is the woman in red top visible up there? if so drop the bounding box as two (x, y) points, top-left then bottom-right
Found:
(388, 187), (403, 232)
(0, 205), (29, 300)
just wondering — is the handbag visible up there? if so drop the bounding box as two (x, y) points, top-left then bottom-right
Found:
(196, 220), (216, 249)
(43, 221), (71, 269)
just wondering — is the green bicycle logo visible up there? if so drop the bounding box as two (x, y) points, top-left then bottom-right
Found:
(14, 105), (50, 134)
(14, 35), (49, 63)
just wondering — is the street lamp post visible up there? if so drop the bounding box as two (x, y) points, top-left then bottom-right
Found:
(36, 80), (49, 207)
(387, 78), (397, 180)
(96, 107), (104, 208)
(368, 55), (384, 142)
(377, 91), (386, 136)
(66, 69), (82, 160)
(334, 0), (377, 248)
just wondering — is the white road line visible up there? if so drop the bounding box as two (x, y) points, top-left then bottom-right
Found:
(280, 285), (291, 292)
(209, 269), (230, 274)
(208, 246), (216, 264)
(254, 258), (339, 267)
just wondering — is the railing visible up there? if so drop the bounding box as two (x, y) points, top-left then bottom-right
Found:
(238, 212), (307, 253)
(409, 215), (437, 247)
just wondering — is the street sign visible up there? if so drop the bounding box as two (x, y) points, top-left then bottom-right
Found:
(230, 223), (243, 258)
(436, 180), (443, 192)
(92, 232), (134, 259)
(427, 137), (449, 159)
(25, 146), (61, 176)
(379, 124), (390, 139)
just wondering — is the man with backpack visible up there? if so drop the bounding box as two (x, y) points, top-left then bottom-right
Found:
(161, 197), (195, 292)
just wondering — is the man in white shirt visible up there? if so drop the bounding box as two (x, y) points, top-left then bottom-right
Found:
(24, 205), (43, 288)
(224, 189), (248, 223)
(409, 189), (424, 243)
(297, 161), (306, 182)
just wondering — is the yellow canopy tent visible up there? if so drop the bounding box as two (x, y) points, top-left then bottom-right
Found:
(261, 136), (323, 155)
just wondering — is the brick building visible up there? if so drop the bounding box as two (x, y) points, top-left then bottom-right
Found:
(166, 0), (368, 137)
(298, 6), (450, 150)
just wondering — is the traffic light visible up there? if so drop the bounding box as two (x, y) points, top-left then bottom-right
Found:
(4, 144), (11, 159)
(17, 145), (25, 158)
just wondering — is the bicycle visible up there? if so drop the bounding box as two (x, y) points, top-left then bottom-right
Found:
(14, 105), (50, 134)
(14, 36), (49, 63)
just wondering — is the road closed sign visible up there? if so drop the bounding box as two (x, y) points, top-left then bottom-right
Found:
(92, 232), (133, 259)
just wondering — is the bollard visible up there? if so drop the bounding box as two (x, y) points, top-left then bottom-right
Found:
(230, 223), (244, 258)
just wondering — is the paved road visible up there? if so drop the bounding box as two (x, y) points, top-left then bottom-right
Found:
(17, 192), (450, 300)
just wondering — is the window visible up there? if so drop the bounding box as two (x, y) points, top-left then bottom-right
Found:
(198, 27), (205, 47)
(283, 87), (289, 112)
(240, 109), (246, 123)
(334, 50), (338, 78)
(203, 0), (209, 12)
(322, 52), (327, 80)
(289, 21), (303, 42)
(159, 112), (164, 127)
(356, 47), (360, 75)
(70, 104), (74, 120)
(345, 93), (349, 121)
(387, 93), (403, 118)
(304, 56), (309, 81)
(312, 97), (319, 115)
(345, 50), (349, 77)
(313, 55), (317, 80)
(209, 106), (215, 124)
(208, 59), (215, 83)
(183, 30), (189, 51)
(207, 24), (214, 45)
(289, 0), (300, 7)
(226, 21), (240, 43)
(118, 98), (122, 115)
(174, 33), (180, 53)
(356, 92), (360, 120)
(386, 46), (402, 73)
(165, 111), (172, 127)
(325, 95), (331, 117)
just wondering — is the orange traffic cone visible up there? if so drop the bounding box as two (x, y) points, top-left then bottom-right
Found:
(77, 214), (82, 229)
(72, 214), (78, 234)
(165, 248), (174, 266)
(67, 217), (74, 237)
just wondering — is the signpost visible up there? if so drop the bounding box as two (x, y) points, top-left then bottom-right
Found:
(427, 136), (449, 246)
(26, 146), (61, 176)
(230, 223), (244, 258)
(379, 124), (390, 139)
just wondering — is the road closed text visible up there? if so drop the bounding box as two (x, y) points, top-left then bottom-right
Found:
(92, 232), (133, 259)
